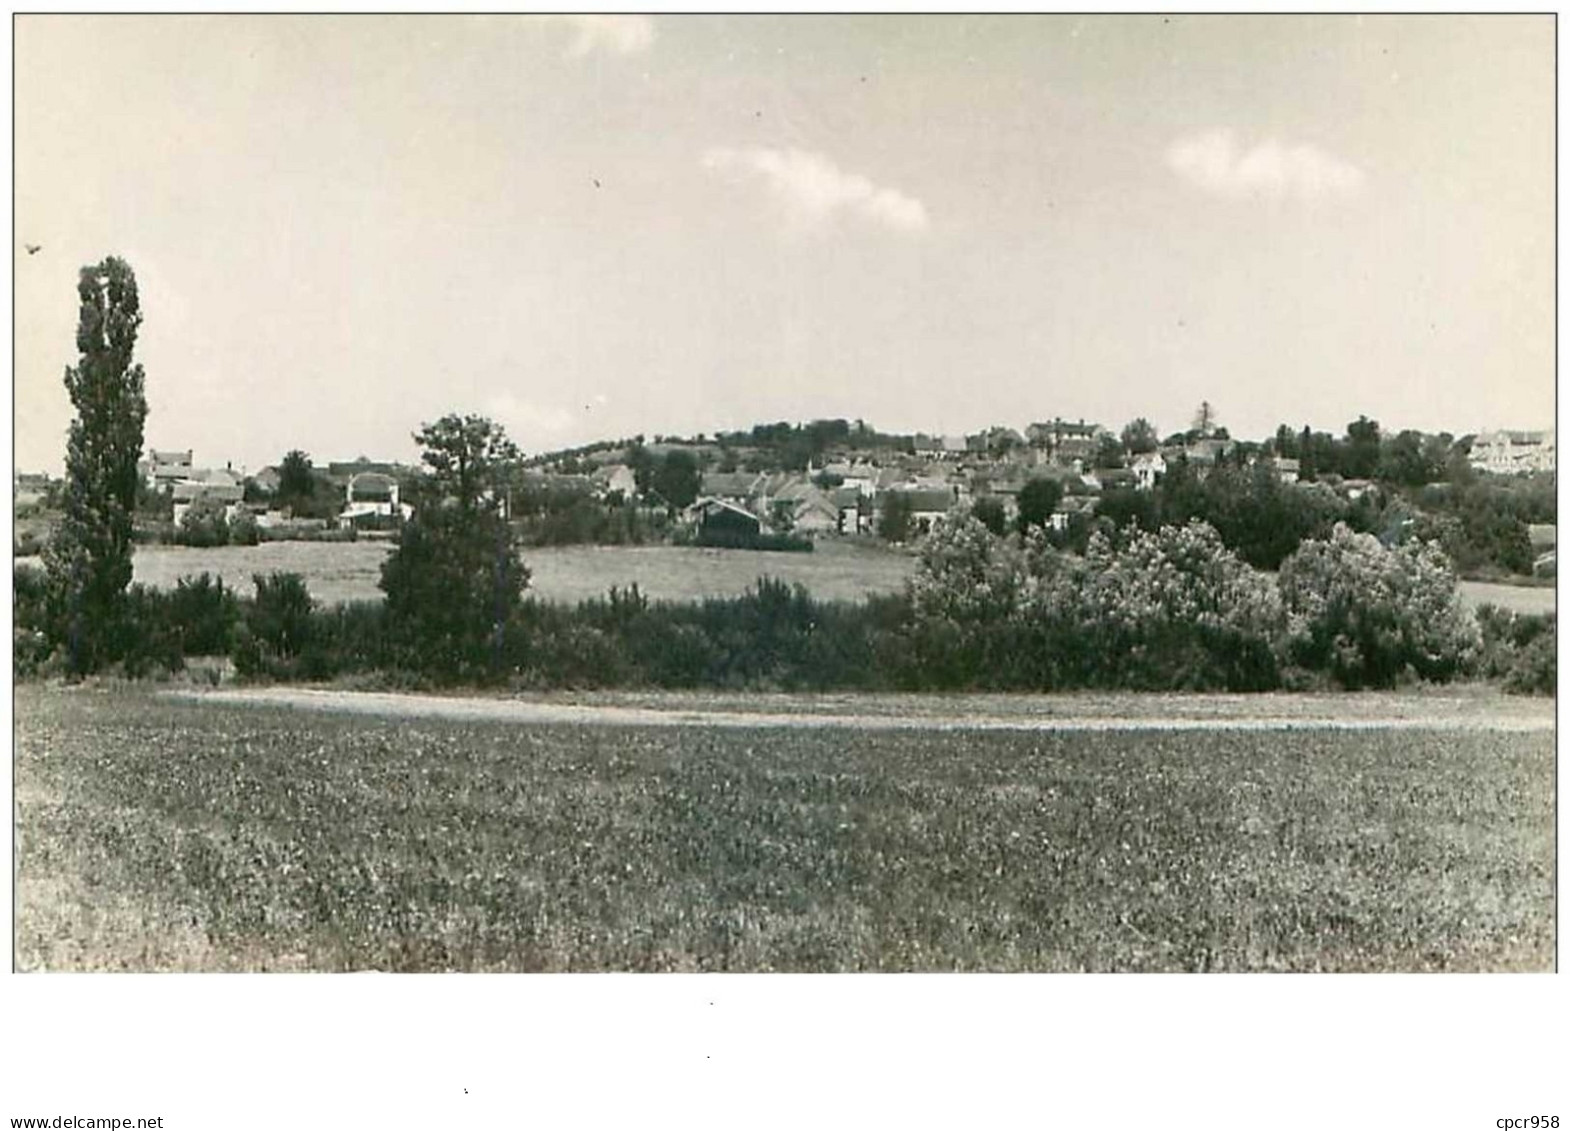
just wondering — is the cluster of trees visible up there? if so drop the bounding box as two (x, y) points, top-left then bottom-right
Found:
(627, 444), (702, 510)
(901, 514), (1486, 691)
(1090, 461), (1358, 570)
(512, 480), (668, 546)
(711, 418), (910, 471)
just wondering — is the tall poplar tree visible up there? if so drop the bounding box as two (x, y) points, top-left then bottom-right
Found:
(44, 257), (148, 673)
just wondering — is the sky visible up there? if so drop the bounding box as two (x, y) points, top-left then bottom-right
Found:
(12, 14), (1555, 476)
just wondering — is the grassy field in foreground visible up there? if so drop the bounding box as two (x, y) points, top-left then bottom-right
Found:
(15, 685), (1554, 972)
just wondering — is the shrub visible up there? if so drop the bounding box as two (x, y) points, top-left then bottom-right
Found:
(902, 516), (1285, 691)
(693, 528), (814, 552)
(1475, 605), (1555, 695)
(234, 572), (316, 678)
(228, 509), (261, 546)
(1019, 521), (1286, 691)
(118, 584), (185, 678)
(168, 573), (240, 656)
(1503, 626), (1556, 695)
(13, 563), (55, 677)
(905, 513), (1026, 687)
(177, 497), (230, 547)
(1278, 523), (1479, 689)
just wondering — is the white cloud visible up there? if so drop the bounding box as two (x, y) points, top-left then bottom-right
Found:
(1166, 129), (1365, 202)
(555, 15), (655, 59)
(703, 147), (930, 233)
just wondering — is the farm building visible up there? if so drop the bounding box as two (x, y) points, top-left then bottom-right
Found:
(689, 497), (762, 538)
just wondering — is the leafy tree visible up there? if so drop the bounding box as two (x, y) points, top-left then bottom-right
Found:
(652, 449), (701, 510)
(1015, 477), (1064, 534)
(1092, 432), (1126, 469)
(380, 414), (529, 678)
(1120, 418), (1158, 455)
(413, 413), (520, 512)
(878, 491), (914, 542)
(1271, 424), (1300, 460)
(278, 449), (315, 505)
(43, 257), (149, 673)
(1279, 524), (1479, 688)
(177, 496), (231, 547)
(1377, 429), (1431, 487)
(1344, 415), (1382, 479)
(972, 496), (1008, 536)
(1096, 486), (1160, 532)
(627, 442), (655, 496)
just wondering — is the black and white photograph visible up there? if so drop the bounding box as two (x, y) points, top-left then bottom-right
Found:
(6, 9), (1561, 1126)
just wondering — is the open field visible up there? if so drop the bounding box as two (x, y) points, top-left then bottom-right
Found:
(16, 684), (1554, 972)
(18, 541), (1554, 614)
(17, 539), (916, 606)
(1459, 579), (1557, 617)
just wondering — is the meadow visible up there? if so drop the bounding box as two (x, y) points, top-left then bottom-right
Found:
(18, 539), (1554, 615)
(15, 684), (1554, 972)
(99, 538), (916, 605)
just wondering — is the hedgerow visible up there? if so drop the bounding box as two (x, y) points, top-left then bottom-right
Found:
(13, 517), (1499, 693)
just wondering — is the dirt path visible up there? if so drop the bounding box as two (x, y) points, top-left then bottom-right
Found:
(167, 686), (1556, 733)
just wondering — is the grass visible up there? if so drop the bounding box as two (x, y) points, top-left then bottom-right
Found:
(57, 537), (917, 606)
(15, 685), (1554, 972)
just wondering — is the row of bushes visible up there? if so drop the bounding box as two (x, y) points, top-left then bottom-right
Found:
(688, 528), (815, 553)
(13, 519), (1551, 694)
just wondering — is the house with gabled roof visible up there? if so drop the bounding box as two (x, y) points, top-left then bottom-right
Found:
(591, 463), (638, 499)
(146, 449), (194, 489)
(886, 486), (957, 535)
(700, 470), (766, 506)
(688, 496), (762, 538)
(1132, 451), (1167, 491)
(171, 469), (245, 524)
(792, 491), (842, 536)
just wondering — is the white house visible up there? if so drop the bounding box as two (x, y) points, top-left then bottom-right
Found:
(171, 470), (245, 525)
(592, 463), (638, 499)
(1470, 429), (1555, 475)
(1132, 451), (1167, 491)
(341, 472), (412, 523)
